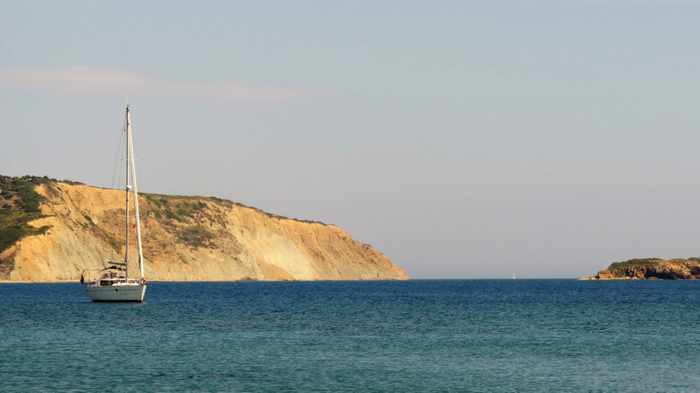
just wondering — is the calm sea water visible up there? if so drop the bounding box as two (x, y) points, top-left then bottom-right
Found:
(2, 280), (700, 392)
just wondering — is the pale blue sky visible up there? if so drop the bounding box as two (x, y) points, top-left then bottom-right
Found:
(2, 1), (700, 278)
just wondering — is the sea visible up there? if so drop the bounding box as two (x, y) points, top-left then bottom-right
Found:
(2, 280), (700, 392)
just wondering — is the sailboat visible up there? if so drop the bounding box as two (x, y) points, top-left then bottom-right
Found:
(81, 105), (147, 302)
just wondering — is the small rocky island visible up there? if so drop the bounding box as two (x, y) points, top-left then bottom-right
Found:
(583, 258), (700, 280)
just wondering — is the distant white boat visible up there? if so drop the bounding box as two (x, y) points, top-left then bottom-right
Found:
(81, 105), (147, 302)
(512, 273), (517, 280)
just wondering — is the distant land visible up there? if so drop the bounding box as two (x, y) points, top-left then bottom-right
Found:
(0, 175), (408, 282)
(581, 258), (700, 280)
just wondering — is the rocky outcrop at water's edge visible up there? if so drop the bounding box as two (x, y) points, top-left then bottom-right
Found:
(581, 258), (700, 280)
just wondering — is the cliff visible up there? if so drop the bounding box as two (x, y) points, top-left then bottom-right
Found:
(0, 176), (408, 282)
(586, 258), (700, 280)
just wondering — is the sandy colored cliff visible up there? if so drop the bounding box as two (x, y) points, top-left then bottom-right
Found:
(0, 177), (408, 282)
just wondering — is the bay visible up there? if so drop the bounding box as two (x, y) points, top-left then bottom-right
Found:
(2, 280), (699, 392)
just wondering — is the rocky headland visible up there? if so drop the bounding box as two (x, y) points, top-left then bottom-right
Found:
(583, 258), (700, 280)
(0, 175), (408, 282)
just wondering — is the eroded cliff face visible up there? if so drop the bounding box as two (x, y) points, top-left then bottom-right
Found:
(0, 180), (408, 282)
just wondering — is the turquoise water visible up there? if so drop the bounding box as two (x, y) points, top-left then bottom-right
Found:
(2, 280), (700, 392)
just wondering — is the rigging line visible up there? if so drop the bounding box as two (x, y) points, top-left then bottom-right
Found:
(109, 124), (125, 190)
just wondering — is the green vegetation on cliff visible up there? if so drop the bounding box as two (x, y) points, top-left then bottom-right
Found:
(0, 176), (53, 253)
(607, 258), (664, 272)
(143, 193), (329, 226)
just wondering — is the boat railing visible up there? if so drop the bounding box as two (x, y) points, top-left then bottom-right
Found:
(80, 260), (129, 284)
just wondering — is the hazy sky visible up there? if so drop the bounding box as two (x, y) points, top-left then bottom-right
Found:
(3, 1), (700, 278)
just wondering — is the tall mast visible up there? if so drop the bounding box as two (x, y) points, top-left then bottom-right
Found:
(124, 105), (130, 281)
(128, 108), (145, 279)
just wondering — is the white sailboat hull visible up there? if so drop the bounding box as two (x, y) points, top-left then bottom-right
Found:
(86, 283), (147, 302)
